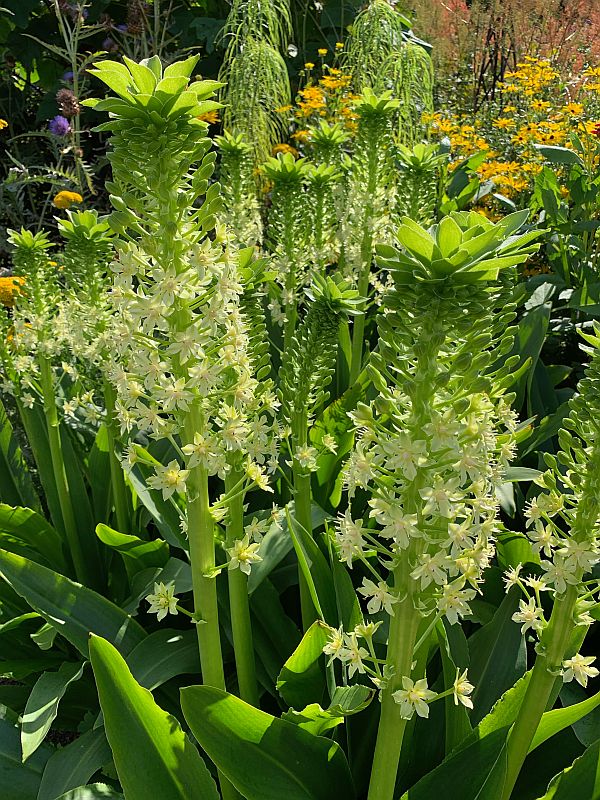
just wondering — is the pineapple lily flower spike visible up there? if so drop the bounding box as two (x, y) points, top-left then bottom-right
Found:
(329, 209), (544, 800)
(84, 56), (264, 800)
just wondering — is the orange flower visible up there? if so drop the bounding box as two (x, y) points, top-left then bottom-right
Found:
(53, 190), (83, 209)
(197, 110), (220, 124)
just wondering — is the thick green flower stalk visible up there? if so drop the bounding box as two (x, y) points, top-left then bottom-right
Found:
(500, 329), (600, 798)
(395, 143), (448, 227)
(323, 211), (542, 800)
(215, 132), (263, 247)
(0, 229), (99, 587)
(305, 164), (343, 274)
(85, 57), (279, 723)
(263, 152), (311, 350)
(58, 209), (114, 305)
(57, 209), (131, 534)
(344, 89), (399, 383)
(219, 247), (279, 706)
(280, 274), (360, 626)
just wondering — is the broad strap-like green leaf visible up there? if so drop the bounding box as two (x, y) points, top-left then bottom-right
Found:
(127, 628), (200, 691)
(89, 635), (219, 800)
(0, 705), (51, 799)
(95, 524), (168, 576)
(535, 738), (600, 800)
(277, 620), (329, 709)
(467, 587), (527, 724)
(287, 510), (338, 624)
(400, 727), (510, 800)
(21, 660), (85, 761)
(529, 688), (600, 753)
(181, 684), (356, 800)
(282, 686), (374, 736)
(0, 399), (40, 511)
(0, 550), (146, 656)
(37, 727), (112, 800)
(0, 504), (67, 570)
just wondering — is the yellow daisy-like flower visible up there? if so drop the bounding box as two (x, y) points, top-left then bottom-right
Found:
(304, 62), (315, 70)
(317, 48), (327, 56)
(0, 119), (8, 131)
(196, 110), (220, 124)
(272, 142), (298, 157)
(493, 118), (515, 130)
(0, 276), (25, 307)
(52, 190), (83, 209)
(564, 102), (584, 115)
(335, 42), (344, 50)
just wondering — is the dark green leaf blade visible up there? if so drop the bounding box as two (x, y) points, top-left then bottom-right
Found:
(181, 684), (356, 800)
(90, 635), (219, 800)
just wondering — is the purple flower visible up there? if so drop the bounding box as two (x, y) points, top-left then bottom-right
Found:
(102, 37), (118, 52)
(116, 23), (128, 32)
(62, 70), (74, 82)
(48, 115), (71, 137)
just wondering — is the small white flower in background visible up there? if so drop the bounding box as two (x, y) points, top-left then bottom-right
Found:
(246, 461), (272, 492)
(410, 550), (449, 590)
(419, 477), (463, 518)
(384, 434), (427, 481)
(21, 393), (35, 409)
(339, 632), (369, 677)
(354, 620), (382, 639)
(512, 597), (545, 635)
(147, 460), (189, 500)
(453, 669), (474, 708)
(437, 583), (476, 625)
(293, 444), (319, 471)
(323, 625), (345, 664)
(227, 534), (262, 575)
(182, 432), (217, 469)
(358, 578), (399, 615)
(503, 564), (522, 589)
(335, 510), (367, 567)
(392, 676), (436, 720)
(562, 654), (599, 688)
(244, 516), (269, 543)
(541, 555), (579, 595)
(146, 581), (178, 621)
(524, 575), (550, 593)
(558, 539), (599, 573)
(528, 524), (556, 558)
(322, 434), (337, 454)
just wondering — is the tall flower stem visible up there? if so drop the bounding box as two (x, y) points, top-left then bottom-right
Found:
(367, 577), (421, 800)
(39, 355), (92, 586)
(348, 159), (376, 385)
(291, 406), (317, 629)
(182, 405), (225, 690)
(501, 586), (578, 800)
(367, 314), (442, 800)
(103, 381), (130, 534)
(225, 468), (259, 706)
(183, 410), (241, 800)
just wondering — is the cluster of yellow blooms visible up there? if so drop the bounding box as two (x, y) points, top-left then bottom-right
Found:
(425, 57), (600, 210)
(273, 46), (357, 155)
